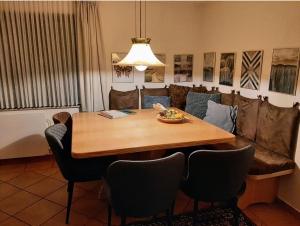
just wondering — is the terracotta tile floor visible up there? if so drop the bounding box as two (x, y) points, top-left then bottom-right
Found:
(0, 156), (299, 226)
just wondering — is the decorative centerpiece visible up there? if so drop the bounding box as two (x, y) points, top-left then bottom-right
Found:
(153, 103), (187, 124)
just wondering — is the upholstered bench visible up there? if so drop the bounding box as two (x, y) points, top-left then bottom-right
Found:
(208, 91), (299, 209)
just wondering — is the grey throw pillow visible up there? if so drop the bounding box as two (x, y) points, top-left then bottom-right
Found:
(185, 92), (221, 119)
(203, 100), (238, 132)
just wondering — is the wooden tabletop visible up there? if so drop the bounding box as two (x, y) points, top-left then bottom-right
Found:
(71, 109), (235, 158)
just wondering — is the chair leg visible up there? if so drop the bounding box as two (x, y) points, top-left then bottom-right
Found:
(166, 209), (172, 226)
(193, 199), (198, 226)
(66, 181), (74, 224)
(121, 216), (126, 226)
(108, 204), (112, 226)
(171, 200), (175, 216)
(230, 197), (239, 226)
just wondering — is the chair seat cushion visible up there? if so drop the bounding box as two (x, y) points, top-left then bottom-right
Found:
(249, 145), (295, 175)
(143, 95), (170, 109)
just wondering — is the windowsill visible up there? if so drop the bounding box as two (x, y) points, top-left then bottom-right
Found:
(0, 105), (80, 112)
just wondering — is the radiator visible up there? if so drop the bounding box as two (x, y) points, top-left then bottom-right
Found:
(0, 108), (79, 159)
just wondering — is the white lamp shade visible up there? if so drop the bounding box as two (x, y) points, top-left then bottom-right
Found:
(115, 43), (165, 67)
(135, 65), (148, 71)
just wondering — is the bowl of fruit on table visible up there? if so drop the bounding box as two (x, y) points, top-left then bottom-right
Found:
(157, 109), (187, 123)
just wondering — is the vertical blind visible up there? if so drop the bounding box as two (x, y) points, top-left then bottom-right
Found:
(0, 9), (80, 109)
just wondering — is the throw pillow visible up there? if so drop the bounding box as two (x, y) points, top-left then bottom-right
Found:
(143, 95), (171, 109)
(185, 91), (221, 119)
(169, 84), (191, 110)
(109, 87), (139, 110)
(256, 100), (300, 159)
(203, 100), (238, 132)
(234, 94), (261, 141)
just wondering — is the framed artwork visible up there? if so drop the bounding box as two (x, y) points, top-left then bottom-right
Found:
(269, 48), (300, 95)
(219, 53), (236, 86)
(174, 54), (193, 83)
(111, 52), (134, 83)
(203, 52), (216, 82)
(145, 54), (166, 83)
(240, 50), (263, 90)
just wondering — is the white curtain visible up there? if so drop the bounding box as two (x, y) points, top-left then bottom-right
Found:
(0, 2), (79, 109)
(76, 2), (105, 112)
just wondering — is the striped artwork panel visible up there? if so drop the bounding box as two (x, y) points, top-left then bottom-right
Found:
(240, 50), (263, 90)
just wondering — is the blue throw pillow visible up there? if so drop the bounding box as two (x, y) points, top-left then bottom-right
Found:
(185, 92), (221, 119)
(143, 95), (171, 109)
(204, 100), (238, 132)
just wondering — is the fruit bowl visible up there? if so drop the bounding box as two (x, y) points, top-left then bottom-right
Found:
(157, 109), (186, 124)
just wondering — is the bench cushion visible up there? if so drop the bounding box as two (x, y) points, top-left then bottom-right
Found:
(109, 88), (139, 110)
(140, 86), (169, 109)
(234, 95), (261, 141)
(169, 84), (191, 110)
(249, 144), (295, 175)
(256, 101), (300, 159)
(204, 136), (295, 175)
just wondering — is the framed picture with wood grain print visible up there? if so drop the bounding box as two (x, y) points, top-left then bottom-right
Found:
(219, 52), (235, 86)
(269, 48), (300, 95)
(203, 52), (216, 82)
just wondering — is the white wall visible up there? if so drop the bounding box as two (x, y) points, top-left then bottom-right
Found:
(98, 1), (300, 211)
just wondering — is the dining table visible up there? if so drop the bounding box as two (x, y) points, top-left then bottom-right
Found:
(71, 108), (235, 159)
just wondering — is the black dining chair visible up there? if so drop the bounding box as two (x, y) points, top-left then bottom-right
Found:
(104, 152), (185, 226)
(45, 124), (115, 224)
(181, 145), (255, 226)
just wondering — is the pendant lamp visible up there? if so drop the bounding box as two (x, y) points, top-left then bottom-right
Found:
(114, 1), (165, 72)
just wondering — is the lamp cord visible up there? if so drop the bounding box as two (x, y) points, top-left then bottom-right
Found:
(135, 1), (136, 37)
(145, 0), (146, 38)
(139, 0), (142, 38)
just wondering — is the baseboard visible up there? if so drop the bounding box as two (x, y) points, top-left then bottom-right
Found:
(0, 154), (52, 165)
(276, 198), (300, 219)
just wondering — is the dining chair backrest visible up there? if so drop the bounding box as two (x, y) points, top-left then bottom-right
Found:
(106, 152), (185, 218)
(185, 145), (254, 202)
(53, 111), (72, 129)
(45, 124), (71, 180)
